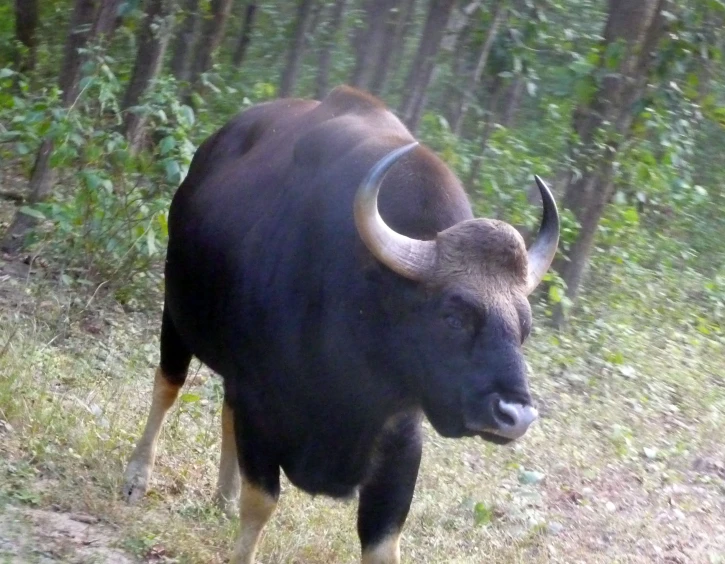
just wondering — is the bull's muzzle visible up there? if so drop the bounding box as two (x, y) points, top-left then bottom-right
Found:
(464, 394), (538, 440)
(490, 400), (538, 440)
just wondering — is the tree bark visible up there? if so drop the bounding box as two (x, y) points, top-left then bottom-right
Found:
(278, 0), (317, 98)
(2, 0), (120, 253)
(58, 0), (98, 105)
(386, 0), (417, 94)
(315, 0), (347, 99)
(399, 0), (456, 132)
(368, 0), (405, 95)
(450, 0), (506, 136)
(186, 0), (233, 91)
(122, 0), (177, 150)
(14, 0), (39, 74)
(466, 74), (504, 186)
(350, 0), (396, 91)
(91, 0), (123, 41)
(499, 73), (525, 127)
(552, 0), (670, 327)
(232, 2), (258, 67)
(169, 0), (200, 82)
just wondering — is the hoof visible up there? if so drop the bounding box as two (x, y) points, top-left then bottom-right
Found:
(122, 461), (151, 504)
(213, 492), (239, 519)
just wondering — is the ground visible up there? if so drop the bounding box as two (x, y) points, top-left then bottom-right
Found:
(1, 200), (724, 562)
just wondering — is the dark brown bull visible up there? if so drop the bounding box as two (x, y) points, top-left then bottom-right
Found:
(123, 86), (559, 563)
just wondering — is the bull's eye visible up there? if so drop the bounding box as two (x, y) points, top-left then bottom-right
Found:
(445, 314), (464, 330)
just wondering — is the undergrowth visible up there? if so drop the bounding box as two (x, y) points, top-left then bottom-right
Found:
(0, 257), (723, 563)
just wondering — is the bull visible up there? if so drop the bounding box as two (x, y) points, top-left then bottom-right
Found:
(123, 86), (559, 563)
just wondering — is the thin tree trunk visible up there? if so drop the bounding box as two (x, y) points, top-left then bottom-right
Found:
(552, 0), (669, 327)
(278, 0), (317, 98)
(451, 0), (506, 136)
(350, 0), (395, 91)
(499, 74), (525, 127)
(466, 75), (504, 186)
(232, 2), (257, 67)
(386, 0), (417, 95)
(187, 0), (233, 91)
(315, 0), (347, 99)
(2, 0), (119, 253)
(399, 0), (456, 132)
(368, 1), (401, 95)
(91, 0), (122, 40)
(14, 0), (39, 74)
(169, 0), (200, 81)
(58, 0), (97, 104)
(444, 5), (476, 126)
(122, 0), (177, 150)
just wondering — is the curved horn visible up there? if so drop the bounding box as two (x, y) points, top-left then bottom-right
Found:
(526, 175), (560, 294)
(354, 142), (437, 280)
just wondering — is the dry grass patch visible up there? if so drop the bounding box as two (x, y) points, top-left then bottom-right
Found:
(0, 268), (724, 563)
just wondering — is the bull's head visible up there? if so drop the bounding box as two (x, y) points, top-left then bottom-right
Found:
(354, 143), (559, 443)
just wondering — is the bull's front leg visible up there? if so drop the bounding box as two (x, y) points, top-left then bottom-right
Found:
(357, 413), (423, 564)
(229, 413), (280, 564)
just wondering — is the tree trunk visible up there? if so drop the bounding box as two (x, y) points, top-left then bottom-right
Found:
(466, 75), (504, 186)
(232, 2), (257, 67)
(450, 0), (506, 136)
(14, 0), (39, 74)
(186, 0), (233, 91)
(399, 0), (456, 132)
(122, 0), (177, 150)
(58, 0), (98, 105)
(551, 0), (669, 327)
(499, 73), (525, 127)
(368, 0), (403, 95)
(278, 0), (317, 98)
(444, 3), (477, 126)
(386, 0), (417, 95)
(315, 0), (347, 99)
(2, 0), (120, 253)
(91, 0), (123, 41)
(169, 0), (200, 81)
(350, 0), (395, 91)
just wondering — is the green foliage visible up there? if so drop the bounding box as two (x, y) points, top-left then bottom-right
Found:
(0, 60), (201, 303)
(0, 0), (723, 331)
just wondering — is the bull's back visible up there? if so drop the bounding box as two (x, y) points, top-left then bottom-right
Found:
(162, 87), (471, 376)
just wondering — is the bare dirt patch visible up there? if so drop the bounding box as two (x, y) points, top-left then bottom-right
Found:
(0, 505), (134, 563)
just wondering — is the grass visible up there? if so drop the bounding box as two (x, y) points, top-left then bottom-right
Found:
(0, 259), (724, 563)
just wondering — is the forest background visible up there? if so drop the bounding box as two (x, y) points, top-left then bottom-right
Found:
(0, 1), (724, 562)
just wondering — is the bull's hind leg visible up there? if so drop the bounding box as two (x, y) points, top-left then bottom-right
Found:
(123, 307), (191, 503)
(213, 400), (242, 517)
(358, 414), (423, 564)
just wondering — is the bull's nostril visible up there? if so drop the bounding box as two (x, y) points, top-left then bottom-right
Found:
(494, 401), (517, 427)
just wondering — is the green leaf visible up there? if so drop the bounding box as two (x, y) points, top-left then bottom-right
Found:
(146, 228), (156, 256)
(18, 206), (46, 220)
(473, 502), (493, 526)
(622, 208), (639, 225)
(179, 105), (195, 127)
(159, 136), (176, 155)
(0, 68), (15, 79)
(180, 393), (201, 403)
(164, 159), (181, 184)
(549, 285), (563, 304)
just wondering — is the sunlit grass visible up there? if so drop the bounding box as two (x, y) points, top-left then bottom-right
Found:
(0, 274), (723, 563)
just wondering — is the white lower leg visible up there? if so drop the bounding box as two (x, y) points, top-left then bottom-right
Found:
(229, 480), (277, 564)
(123, 367), (181, 503)
(214, 400), (241, 517)
(361, 533), (402, 564)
